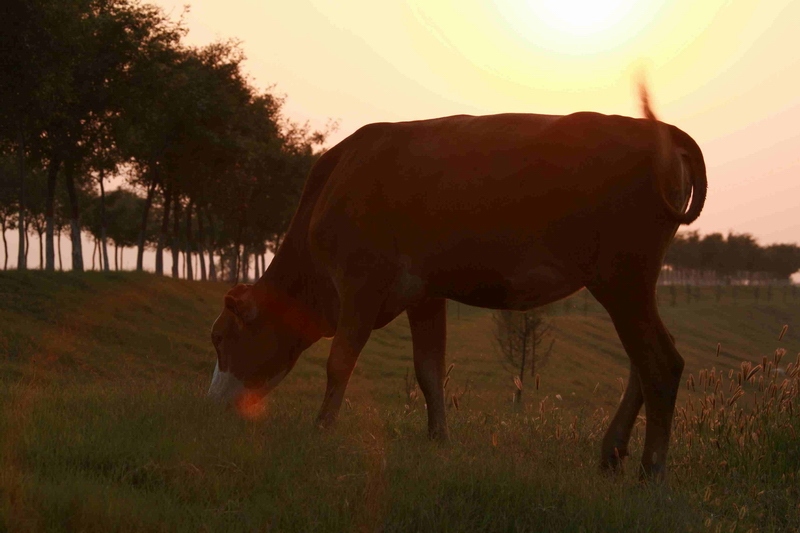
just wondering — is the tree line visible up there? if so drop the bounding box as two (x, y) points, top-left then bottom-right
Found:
(662, 231), (800, 285)
(0, 0), (331, 280)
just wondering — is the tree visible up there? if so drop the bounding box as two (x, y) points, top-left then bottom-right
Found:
(4, 0), (185, 272)
(115, 34), (185, 273)
(25, 164), (49, 269)
(663, 231), (800, 286)
(725, 233), (760, 283)
(494, 309), (554, 404)
(0, 0), (79, 270)
(761, 244), (800, 282)
(86, 188), (143, 270)
(1, 0), (331, 276)
(0, 154), (19, 269)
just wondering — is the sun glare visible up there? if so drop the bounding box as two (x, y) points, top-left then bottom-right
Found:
(530, 0), (637, 36)
(236, 391), (268, 420)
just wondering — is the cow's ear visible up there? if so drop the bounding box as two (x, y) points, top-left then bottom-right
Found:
(225, 294), (259, 324)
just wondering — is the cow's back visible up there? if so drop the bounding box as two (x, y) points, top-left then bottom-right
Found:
(309, 114), (657, 251)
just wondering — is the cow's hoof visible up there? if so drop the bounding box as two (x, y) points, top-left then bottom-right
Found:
(315, 413), (337, 431)
(599, 447), (628, 475)
(428, 427), (450, 443)
(638, 461), (667, 483)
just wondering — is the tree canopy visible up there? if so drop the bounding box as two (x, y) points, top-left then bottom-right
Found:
(664, 231), (800, 284)
(0, 0), (331, 278)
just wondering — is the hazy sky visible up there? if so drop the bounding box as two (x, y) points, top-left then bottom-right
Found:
(7, 0), (800, 271)
(145, 0), (800, 246)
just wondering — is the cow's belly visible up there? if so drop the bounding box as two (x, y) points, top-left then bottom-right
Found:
(402, 248), (584, 311)
(438, 263), (583, 310)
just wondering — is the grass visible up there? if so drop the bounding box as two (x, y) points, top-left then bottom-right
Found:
(1, 271), (799, 531)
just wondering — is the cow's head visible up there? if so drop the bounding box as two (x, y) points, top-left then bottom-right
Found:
(208, 283), (308, 411)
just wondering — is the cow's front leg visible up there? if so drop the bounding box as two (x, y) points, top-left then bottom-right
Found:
(316, 292), (379, 429)
(407, 298), (448, 441)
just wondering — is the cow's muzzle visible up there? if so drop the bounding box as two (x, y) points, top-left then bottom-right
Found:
(207, 361), (246, 404)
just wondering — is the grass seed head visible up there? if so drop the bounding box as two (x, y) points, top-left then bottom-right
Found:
(774, 348), (786, 366)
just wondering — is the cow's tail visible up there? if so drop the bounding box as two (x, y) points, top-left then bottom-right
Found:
(639, 83), (707, 225)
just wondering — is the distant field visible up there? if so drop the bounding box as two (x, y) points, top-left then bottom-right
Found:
(1, 272), (798, 531)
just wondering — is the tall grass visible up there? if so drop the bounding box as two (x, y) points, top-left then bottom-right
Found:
(1, 273), (799, 531)
(2, 360), (797, 532)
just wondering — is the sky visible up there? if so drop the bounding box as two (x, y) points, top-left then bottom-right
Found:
(150, 0), (800, 244)
(5, 0), (800, 271)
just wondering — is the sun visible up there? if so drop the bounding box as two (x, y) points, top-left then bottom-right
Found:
(529, 0), (638, 36)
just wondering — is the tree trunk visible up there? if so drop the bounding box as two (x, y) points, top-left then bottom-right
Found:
(38, 230), (44, 269)
(44, 156), (61, 271)
(155, 184), (172, 275)
(196, 207), (207, 281)
(233, 222), (243, 284)
(57, 231), (62, 270)
(99, 171), (110, 271)
(242, 247), (250, 282)
(1, 220), (7, 270)
(206, 211), (217, 281)
(91, 237), (97, 270)
(233, 249), (240, 284)
(210, 251), (218, 280)
(185, 200), (194, 281)
(171, 194), (180, 278)
(209, 250), (217, 281)
(17, 128), (26, 270)
(136, 179), (156, 271)
(120, 247), (124, 268)
(262, 252), (267, 274)
(63, 161), (84, 272)
(115, 243), (119, 271)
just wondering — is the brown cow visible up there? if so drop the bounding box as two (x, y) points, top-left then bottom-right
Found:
(209, 89), (706, 479)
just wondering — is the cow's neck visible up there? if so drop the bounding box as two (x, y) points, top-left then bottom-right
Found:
(255, 238), (338, 340)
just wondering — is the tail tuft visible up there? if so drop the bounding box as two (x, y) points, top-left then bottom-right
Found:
(639, 80), (658, 122)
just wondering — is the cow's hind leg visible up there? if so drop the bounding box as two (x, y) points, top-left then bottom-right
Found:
(593, 289), (684, 480)
(315, 291), (381, 429)
(600, 363), (644, 472)
(407, 298), (448, 441)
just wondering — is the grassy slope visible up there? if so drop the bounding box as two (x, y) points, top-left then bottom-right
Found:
(1, 272), (799, 532)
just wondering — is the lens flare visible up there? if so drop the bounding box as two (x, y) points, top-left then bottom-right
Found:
(236, 390), (267, 420)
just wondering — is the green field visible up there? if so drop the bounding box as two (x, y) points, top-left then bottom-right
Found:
(1, 272), (799, 532)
